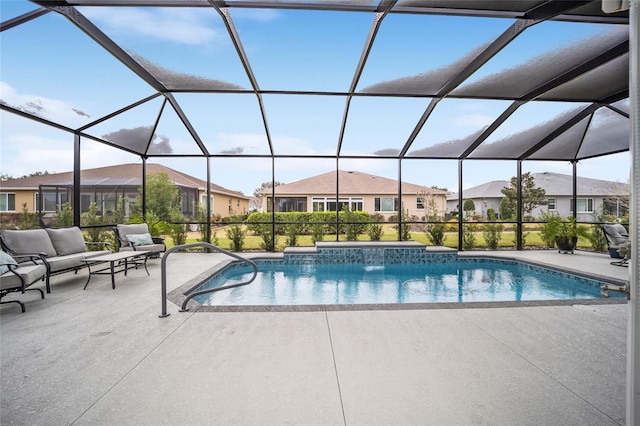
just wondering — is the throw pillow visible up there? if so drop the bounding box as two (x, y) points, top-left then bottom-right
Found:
(126, 233), (154, 247)
(0, 251), (18, 275)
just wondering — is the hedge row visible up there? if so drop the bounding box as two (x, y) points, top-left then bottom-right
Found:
(246, 211), (371, 235)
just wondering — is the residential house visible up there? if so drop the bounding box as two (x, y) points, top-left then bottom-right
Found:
(263, 170), (447, 220)
(0, 163), (249, 220)
(446, 172), (629, 221)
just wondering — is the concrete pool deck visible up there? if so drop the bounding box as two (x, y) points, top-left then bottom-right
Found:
(0, 249), (630, 425)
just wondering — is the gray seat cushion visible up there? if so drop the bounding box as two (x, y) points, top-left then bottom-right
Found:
(1, 229), (57, 257)
(44, 251), (104, 273)
(0, 263), (47, 290)
(119, 243), (165, 253)
(45, 227), (87, 256)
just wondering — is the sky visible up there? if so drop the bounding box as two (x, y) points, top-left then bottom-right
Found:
(0, 2), (631, 196)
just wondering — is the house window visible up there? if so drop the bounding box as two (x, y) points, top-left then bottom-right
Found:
(312, 197), (363, 212)
(417, 197), (425, 209)
(80, 194), (93, 212)
(270, 197), (307, 212)
(103, 193), (117, 213)
(312, 198), (325, 212)
(350, 199), (363, 211)
(0, 193), (16, 212)
(200, 194), (214, 211)
(40, 191), (68, 212)
(374, 197), (398, 212)
(571, 198), (594, 213)
(547, 198), (556, 210)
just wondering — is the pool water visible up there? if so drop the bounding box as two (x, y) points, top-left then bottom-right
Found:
(193, 259), (620, 306)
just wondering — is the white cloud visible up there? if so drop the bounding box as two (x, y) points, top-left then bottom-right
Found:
(230, 9), (280, 22)
(213, 132), (269, 154)
(450, 114), (494, 128)
(0, 107), (142, 178)
(0, 81), (90, 127)
(81, 7), (221, 45)
(1, 133), (74, 176)
(272, 135), (317, 155)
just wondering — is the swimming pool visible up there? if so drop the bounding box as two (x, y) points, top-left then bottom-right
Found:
(191, 258), (622, 307)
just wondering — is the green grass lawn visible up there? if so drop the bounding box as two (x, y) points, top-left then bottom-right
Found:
(163, 224), (597, 252)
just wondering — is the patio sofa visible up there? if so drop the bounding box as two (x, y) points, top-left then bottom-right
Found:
(0, 227), (110, 293)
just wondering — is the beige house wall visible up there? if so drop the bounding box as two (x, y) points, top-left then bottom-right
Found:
(208, 192), (249, 218)
(13, 191), (36, 212)
(0, 190), (37, 212)
(5, 188), (249, 218)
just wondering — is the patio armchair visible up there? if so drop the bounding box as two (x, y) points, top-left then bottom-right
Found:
(113, 224), (166, 256)
(600, 223), (630, 267)
(0, 251), (46, 313)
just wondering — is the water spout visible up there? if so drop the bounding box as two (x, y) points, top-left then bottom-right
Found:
(600, 283), (630, 299)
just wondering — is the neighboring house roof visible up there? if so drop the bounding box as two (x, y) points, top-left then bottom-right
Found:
(1, 163), (249, 199)
(271, 170), (447, 196)
(447, 172), (630, 200)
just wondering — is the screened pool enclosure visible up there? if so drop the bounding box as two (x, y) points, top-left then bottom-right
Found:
(0, 0), (633, 249)
(1, 2), (639, 421)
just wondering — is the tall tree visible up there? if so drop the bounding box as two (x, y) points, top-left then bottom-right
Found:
(463, 199), (476, 218)
(131, 172), (181, 221)
(253, 181), (283, 211)
(500, 172), (547, 217)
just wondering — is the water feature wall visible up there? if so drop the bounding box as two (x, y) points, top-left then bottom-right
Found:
(283, 242), (456, 265)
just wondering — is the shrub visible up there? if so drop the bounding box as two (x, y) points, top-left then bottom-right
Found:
(225, 216), (247, 251)
(342, 206), (360, 241)
(538, 211), (561, 248)
(426, 222), (446, 246)
(310, 212), (326, 243)
(588, 205), (609, 252)
(482, 222), (503, 249)
(195, 204), (209, 243)
(259, 225), (276, 250)
(55, 203), (74, 228)
(393, 207), (411, 240)
(285, 222), (299, 246)
(18, 203), (39, 229)
(463, 223), (477, 250)
(367, 214), (384, 241)
(168, 211), (188, 246)
(81, 202), (108, 243)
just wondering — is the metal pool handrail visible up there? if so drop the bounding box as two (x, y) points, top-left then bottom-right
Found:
(160, 242), (258, 318)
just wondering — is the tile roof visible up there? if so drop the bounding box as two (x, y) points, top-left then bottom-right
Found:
(271, 170), (447, 196)
(0, 163), (249, 199)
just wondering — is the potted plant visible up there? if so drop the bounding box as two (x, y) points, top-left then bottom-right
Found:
(555, 216), (588, 254)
